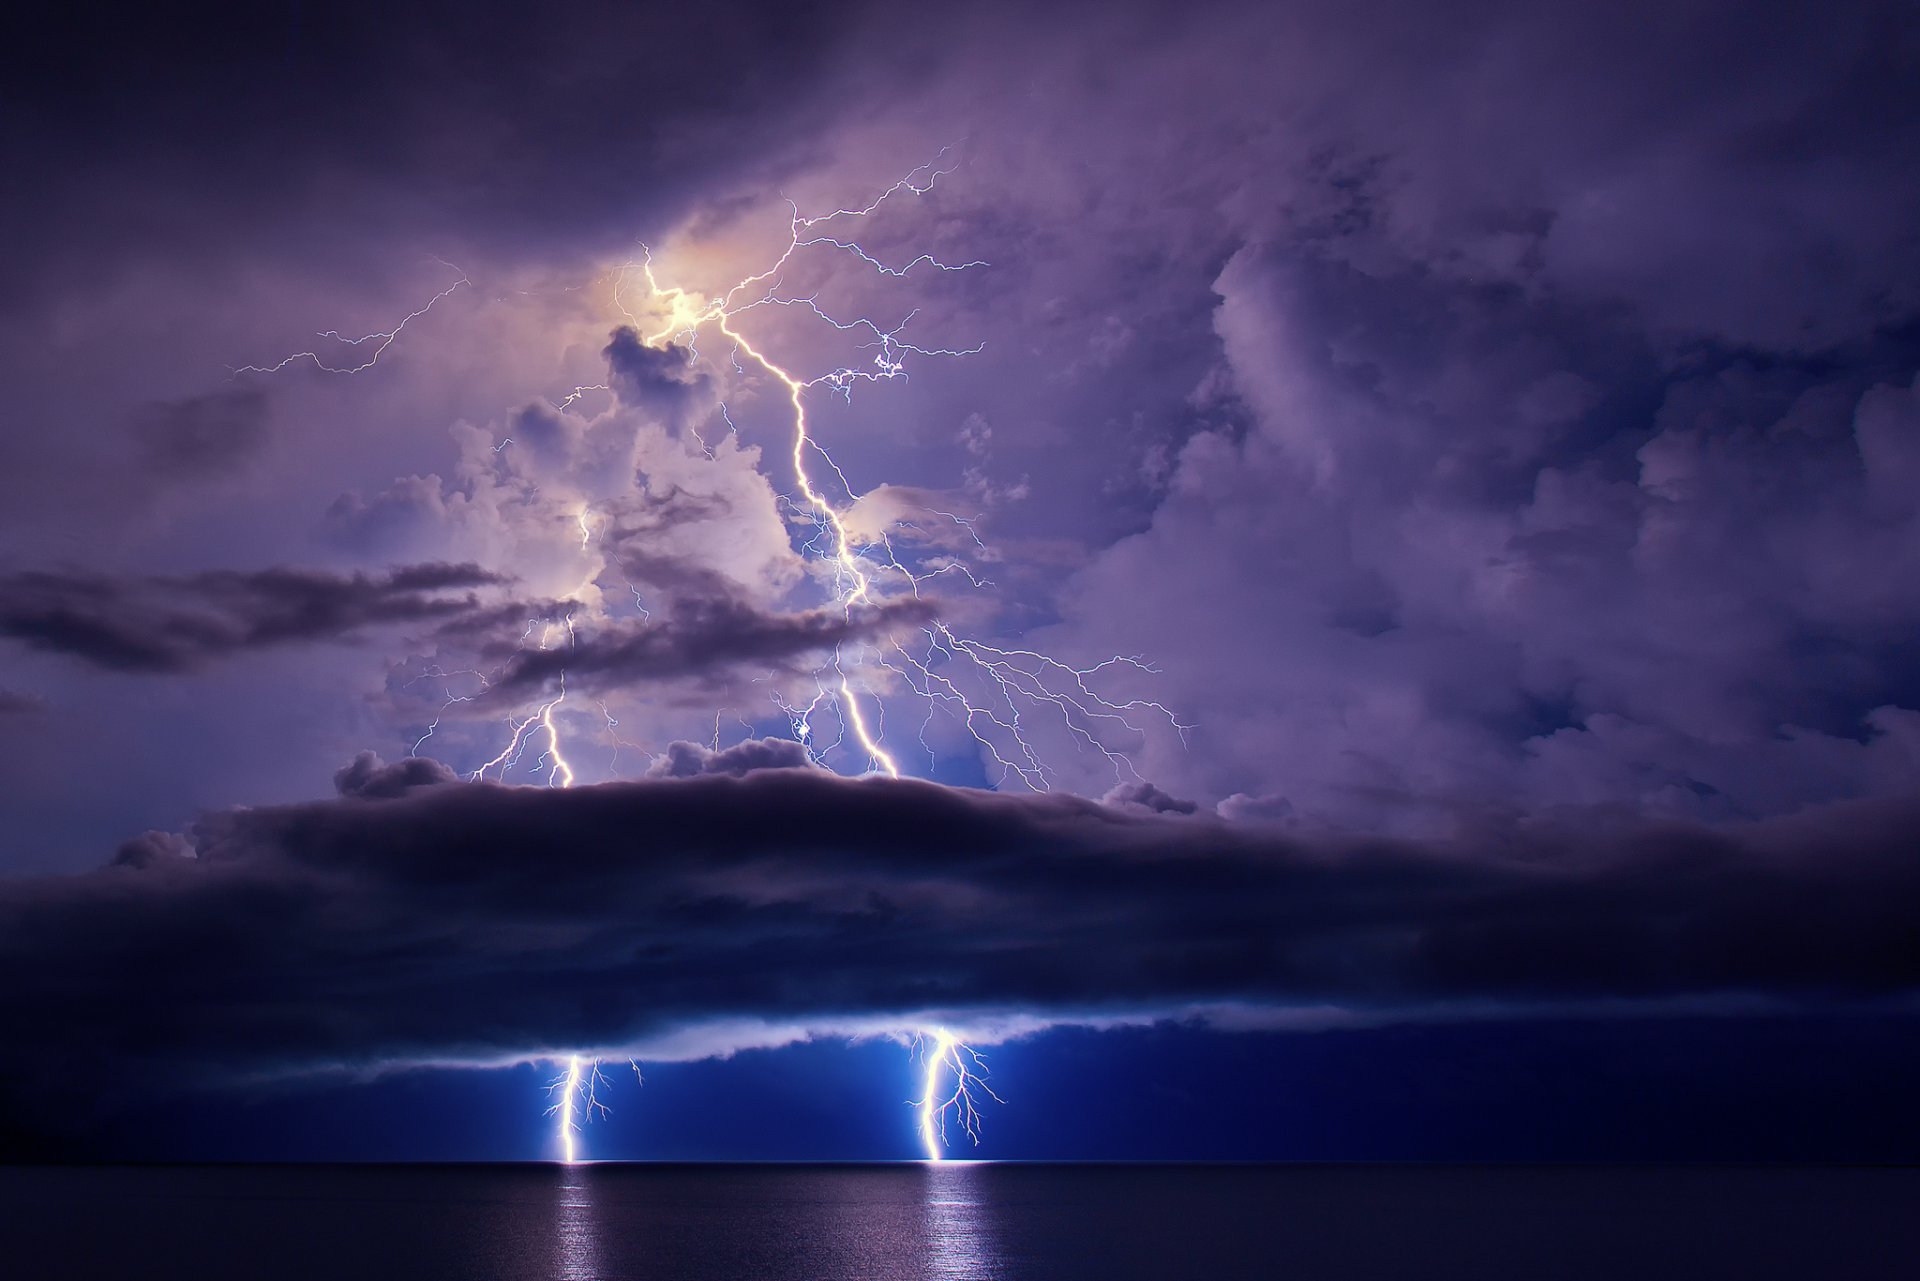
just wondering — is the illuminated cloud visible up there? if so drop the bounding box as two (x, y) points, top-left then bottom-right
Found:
(645, 736), (817, 778)
(333, 751), (462, 799)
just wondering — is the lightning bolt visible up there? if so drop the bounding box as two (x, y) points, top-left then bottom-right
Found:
(547, 1055), (644, 1163)
(916, 1028), (1003, 1161)
(546, 1055), (612, 1164)
(231, 260), (470, 375)
(629, 246), (921, 774)
(468, 613), (582, 789)
(625, 153), (1187, 788)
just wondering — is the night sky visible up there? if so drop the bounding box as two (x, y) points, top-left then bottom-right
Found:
(2, 0), (1919, 1162)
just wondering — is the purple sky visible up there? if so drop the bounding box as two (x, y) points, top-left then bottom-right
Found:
(1, 0), (1917, 1156)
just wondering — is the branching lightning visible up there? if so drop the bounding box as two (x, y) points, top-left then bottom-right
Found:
(915, 1029), (1003, 1161)
(468, 613), (582, 789)
(546, 1055), (641, 1164)
(621, 154), (1189, 790)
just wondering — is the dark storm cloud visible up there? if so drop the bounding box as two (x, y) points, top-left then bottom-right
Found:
(111, 829), (198, 870)
(0, 563), (507, 673)
(484, 597), (938, 697)
(129, 387), (270, 476)
(1103, 781), (1200, 815)
(0, 690), (43, 715)
(602, 546), (755, 609)
(333, 751), (463, 799)
(604, 328), (708, 410)
(0, 2), (863, 285)
(0, 773), (1914, 1090)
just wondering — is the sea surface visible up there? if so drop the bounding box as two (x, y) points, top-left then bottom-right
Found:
(1, 1162), (1914, 1280)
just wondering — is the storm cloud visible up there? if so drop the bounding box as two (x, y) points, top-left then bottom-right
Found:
(2, 770), (1914, 1098)
(3, 0), (1919, 1164)
(0, 563), (508, 673)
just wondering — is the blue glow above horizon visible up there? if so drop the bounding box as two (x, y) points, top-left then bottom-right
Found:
(95, 1017), (1920, 1164)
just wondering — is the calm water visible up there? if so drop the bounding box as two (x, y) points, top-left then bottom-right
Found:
(1, 1163), (1914, 1279)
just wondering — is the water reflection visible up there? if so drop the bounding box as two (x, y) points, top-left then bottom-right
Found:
(554, 1165), (603, 1281)
(923, 1163), (1002, 1280)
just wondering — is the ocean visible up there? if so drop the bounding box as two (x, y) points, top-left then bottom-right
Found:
(1, 1162), (1913, 1279)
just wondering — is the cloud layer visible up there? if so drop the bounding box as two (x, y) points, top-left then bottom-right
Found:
(0, 564), (507, 673)
(4, 769), (1913, 1098)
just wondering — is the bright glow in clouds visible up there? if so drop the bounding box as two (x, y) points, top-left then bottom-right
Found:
(616, 154), (1187, 788)
(621, 160), (975, 776)
(237, 157), (1183, 1158)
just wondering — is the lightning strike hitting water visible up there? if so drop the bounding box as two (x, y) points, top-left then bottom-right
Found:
(916, 1029), (1003, 1161)
(547, 1055), (619, 1164)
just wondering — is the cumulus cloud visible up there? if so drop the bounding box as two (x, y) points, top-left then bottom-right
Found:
(646, 736), (817, 778)
(321, 328), (798, 624)
(333, 751), (462, 799)
(603, 327), (710, 418)
(2, 772), (1915, 1102)
(1046, 237), (1920, 827)
(0, 563), (510, 673)
(1103, 780), (1199, 815)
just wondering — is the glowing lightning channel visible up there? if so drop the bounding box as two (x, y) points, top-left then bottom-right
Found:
(231, 261), (471, 375)
(627, 155), (1189, 788)
(627, 157), (991, 777)
(546, 1054), (641, 1163)
(555, 1055), (586, 1164)
(916, 1028), (1002, 1161)
(501, 608), (592, 1159)
(547, 1054), (608, 1164)
(469, 671), (580, 787)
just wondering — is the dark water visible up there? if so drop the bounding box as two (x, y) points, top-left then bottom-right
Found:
(1, 1163), (1914, 1280)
